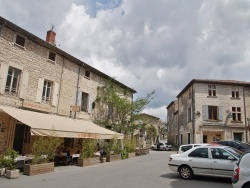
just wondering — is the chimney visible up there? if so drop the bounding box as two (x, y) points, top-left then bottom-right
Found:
(46, 29), (56, 45)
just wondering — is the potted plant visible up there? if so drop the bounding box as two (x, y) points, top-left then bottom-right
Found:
(77, 138), (99, 167)
(2, 148), (19, 179)
(106, 139), (122, 162)
(124, 137), (136, 158)
(23, 135), (61, 176)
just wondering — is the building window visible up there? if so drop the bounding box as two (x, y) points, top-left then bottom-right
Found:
(232, 91), (239, 98)
(208, 85), (216, 96)
(49, 51), (56, 61)
(15, 35), (25, 47)
(188, 107), (192, 122)
(188, 88), (192, 99)
(208, 106), (218, 120)
(85, 70), (90, 78)
(175, 135), (178, 145)
(232, 107), (241, 121)
(180, 134), (183, 144)
(124, 90), (127, 96)
(5, 67), (21, 96)
(81, 92), (89, 112)
(42, 80), (52, 104)
(188, 133), (191, 144)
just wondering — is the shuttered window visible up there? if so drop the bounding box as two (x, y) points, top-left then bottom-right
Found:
(5, 67), (21, 96)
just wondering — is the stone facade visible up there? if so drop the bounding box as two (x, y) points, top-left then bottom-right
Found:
(167, 79), (250, 146)
(0, 17), (136, 154)
(166, 100), (178, 145)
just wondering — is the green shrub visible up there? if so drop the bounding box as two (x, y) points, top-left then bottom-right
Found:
(80, 139), (97, 159)
(32, 136), (61, 164)
(124, 137), (136, 153)
(2, 148), (18, 170)
(121, 149), (128, 159)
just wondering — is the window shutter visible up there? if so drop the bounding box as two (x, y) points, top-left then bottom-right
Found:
(51, 82), (59, 106)
(35, 78), (44, 103)
(76, 91), (82, 106)
(219, 106), (223, 121)
(202, 105), (208, 120)
(88, 93), (92, 113)
(0, 63), (9, 94)
(19, 71), (29, 99)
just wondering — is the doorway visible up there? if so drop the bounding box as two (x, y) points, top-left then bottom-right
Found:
(203, 135), (208, 143)
(13, 123), (25, 154)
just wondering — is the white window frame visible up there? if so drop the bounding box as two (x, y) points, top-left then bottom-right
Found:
(232, 91), (239, 98)
(208, 85), (216, 96)
(232, 107), (241, 122)
(5, 66), (21, 96)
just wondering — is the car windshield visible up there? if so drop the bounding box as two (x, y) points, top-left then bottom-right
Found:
(224, 146), (244, 158)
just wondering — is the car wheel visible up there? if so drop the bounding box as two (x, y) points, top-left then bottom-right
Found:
(179, 165), (193, 180)
(243, 183), (250, 188)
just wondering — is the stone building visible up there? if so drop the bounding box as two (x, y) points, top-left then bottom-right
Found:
(166, 100), (178, 145)
(0, 16), (136, 154)
(167, 79), (250, 146)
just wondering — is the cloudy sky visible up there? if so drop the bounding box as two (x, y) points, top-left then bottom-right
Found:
(1, 0), (250, 120)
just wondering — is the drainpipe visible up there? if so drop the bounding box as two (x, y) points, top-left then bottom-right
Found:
(243, 86), (248, 142)
(74, 63), (84, 119)
(56, 56), (65, 114)
(177, 97), (180, 147)
(192, 84), (195, 144)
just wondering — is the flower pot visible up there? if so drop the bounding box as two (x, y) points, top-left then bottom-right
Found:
(0, 167), (5, 176)
(100, 157), (106, 163)
(23, 162), (54, 176)
(128, 152), (136, 158)
(106, 154), (121, 162)
(5, 169), (20, 179)
(77, 157), (100, 167)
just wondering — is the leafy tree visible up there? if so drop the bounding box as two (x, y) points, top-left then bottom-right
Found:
(95, 78), (155, 135)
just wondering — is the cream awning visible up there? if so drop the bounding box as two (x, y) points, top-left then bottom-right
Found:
(0, 105), (123, 139)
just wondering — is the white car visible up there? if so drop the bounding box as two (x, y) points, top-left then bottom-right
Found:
(232, 152), (250, 188)
(151, 142), (172, 151)
(177, 144), (210, 154)
(168, 145), (242, 180)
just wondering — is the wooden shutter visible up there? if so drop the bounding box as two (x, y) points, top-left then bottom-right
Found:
(19, 71), (29, 99)
(202, 105), (208, 120)
(51, 82), (59, 106)
(0, 63), (9, 94)
(35, 78), (44, 103)
(219, 106), (223, 121)
(88, 93), (92, 113)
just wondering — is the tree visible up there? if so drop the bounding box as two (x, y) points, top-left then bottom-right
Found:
(95, 78), (155, 135)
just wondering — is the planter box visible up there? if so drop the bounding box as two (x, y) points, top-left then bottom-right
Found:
(5, 169), (20, 179)
(23, 162), (54, 176)
(128, 152), (136, 158)
(77, 157), (100, 167)
(106, 154), (121, 162)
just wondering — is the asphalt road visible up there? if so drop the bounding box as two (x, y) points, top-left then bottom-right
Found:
(0, 150), (232, 188)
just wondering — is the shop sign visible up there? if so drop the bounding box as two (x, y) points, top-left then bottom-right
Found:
(23, 101), (51, 112)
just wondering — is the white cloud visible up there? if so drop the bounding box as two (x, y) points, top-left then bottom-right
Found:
(1, 0), (250, 119)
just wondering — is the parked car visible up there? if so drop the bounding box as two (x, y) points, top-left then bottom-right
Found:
(177, 144), (210, 154)
(232, 152), (250, 188)
(168, 145), (242, 180)
(211, 141), (250, 152)
(151, 141), (172, 151)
